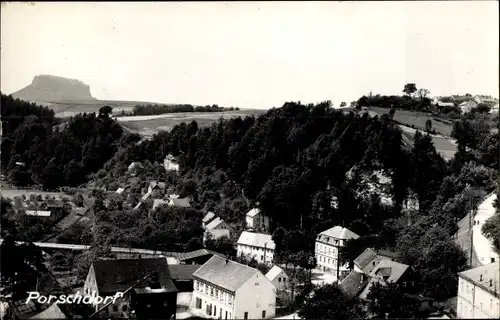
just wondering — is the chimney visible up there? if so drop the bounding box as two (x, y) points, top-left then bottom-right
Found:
(225, 259), (229, 265)
(480, 274), (483, 281)
(490, 279), (493, 287)
(150, 272), (161, 289)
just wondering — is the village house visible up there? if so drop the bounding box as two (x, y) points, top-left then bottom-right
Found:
(315, 226), (359, 274)
(204, 217), (233, 244)
(25, 210), (52, 217)
(168, 196), (191, 208)
(164, 154), (179, 172)
(177, 249), (226, 265)
(83, 258), (178, 319)
(352, 248), (400, 273)
(128, 162), (144, 176)
(457, 262), (499, 319)
(459, 100), (478, 114)
(265, 265), (289, 291)
(148, 181), (166, 197)
(340, 257), (415, 302)
(202, 211), (216, 228)
(236, 231), (276, 265)
(192, 255), (276, 319)
(245, 208), (270, 232)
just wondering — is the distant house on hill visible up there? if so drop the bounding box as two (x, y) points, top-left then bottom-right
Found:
(459, 100), (478, 114)
(204, 217), (233, 245)
(168, 197), (191, 208)
(164, 155), (179, 172)
(245, 208), (270, 232)
(128, 162), (144, 176)
(25, 210), (52, 217)
(202, 211), (216, 228)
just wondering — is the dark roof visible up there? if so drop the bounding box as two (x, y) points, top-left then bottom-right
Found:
(354, 248), (378, 269)
(9, 272), (65, 319)
(193, 256), (259, 292)
(169, 265), (202, 280)
(92, 258), (177, 294)
(376, 249), (399, 259)
(340, 271), (371, 297)
(177, 249), (225, 262)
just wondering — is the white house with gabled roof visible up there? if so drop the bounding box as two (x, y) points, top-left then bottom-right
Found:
(192, 255), (276, 319)
(315, 226), (359, 274)
(265, 266), (289, 291)
(236, 231), (275, 265)
(245, 208), (270, 232)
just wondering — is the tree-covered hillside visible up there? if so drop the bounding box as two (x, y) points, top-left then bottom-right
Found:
(1, 93), (140, 189)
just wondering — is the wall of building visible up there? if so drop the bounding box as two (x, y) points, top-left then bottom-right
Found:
(237, 244), (274, 265)
(192, 278), (236, 319)
(270, 272), (289, 291)
(234, 272), (276, 319)
(315, 241), (340, 273)
(457, 277), (500, 319)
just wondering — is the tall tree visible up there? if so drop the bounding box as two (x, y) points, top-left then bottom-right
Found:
(298, 284), (365, 319)
(403, 83), (418, 97)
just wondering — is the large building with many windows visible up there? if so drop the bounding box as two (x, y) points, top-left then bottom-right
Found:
(236, 231), (275, 265)
(192, 256), (276, 319)
(457, 262), (499, 319)
(315, 226), (359, 274)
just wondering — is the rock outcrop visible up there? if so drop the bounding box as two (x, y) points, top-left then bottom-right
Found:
(11, 75), (95, 101)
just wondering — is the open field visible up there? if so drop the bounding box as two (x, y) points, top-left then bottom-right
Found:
(0, 187), (66, 200)
(371, 107), (454, 136)
(32, 99), (197, 118)
(118, 109), (265, 138)
(400, 125), (457, 160)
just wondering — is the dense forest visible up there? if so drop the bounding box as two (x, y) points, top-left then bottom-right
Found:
(131, 103), (239, 116)
(1, 93), (140, 189)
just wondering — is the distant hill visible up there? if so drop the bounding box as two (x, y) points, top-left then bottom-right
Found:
(11, 75), (96, 102)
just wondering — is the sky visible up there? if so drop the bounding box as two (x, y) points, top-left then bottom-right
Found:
(1, 1), (498, 109)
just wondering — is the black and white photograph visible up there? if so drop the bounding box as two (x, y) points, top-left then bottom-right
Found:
(0, 1), (498, 319)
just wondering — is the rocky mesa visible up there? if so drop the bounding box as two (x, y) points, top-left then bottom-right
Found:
(11, 75), (96, 102)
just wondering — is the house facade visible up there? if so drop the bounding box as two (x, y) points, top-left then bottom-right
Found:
(315, 226), (359, 274)
(236, 231), (276, 265)
(457, 262), (499, 319)
(459, 100), (478, 114)
(192, 256), (276, 319)
(245, 208), (270, 232)
(265, 266), (289, 291)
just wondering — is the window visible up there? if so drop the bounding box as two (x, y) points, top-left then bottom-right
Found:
(261, 255), (264, 261)
(278, 278), (281, 283)
(213, 306), (217, 316)
(262, 310), (266, 318)
(220, 308), (222, 319)
(244, 312), (249, 319)
(211, 287), (214, 296)
(196, 298), (202, 309)
(216, 289), (219, 300)
(255, 282), (259, 286)
(195, 280), (199, 291)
